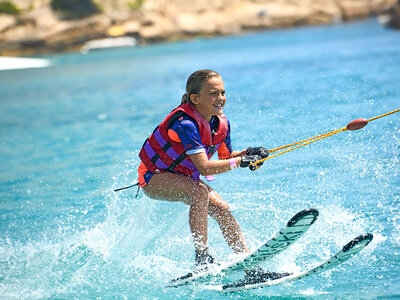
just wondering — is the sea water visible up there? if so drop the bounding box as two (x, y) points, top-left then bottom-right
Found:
(0, 19), (399, 299)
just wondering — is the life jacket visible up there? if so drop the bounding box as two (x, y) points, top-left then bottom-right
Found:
(139, 103), (228, 180)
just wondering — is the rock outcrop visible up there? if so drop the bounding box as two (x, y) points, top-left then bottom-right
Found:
(0, 0), (397, 55)
(385, 0), (400, 28)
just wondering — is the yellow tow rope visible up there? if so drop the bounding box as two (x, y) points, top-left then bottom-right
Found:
(250, 108), (400, 169)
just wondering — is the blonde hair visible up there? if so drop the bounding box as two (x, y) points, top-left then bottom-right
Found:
(181, 69), (221, 104)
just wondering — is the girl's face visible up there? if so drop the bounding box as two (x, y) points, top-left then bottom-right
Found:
(190, 76), (226, 122)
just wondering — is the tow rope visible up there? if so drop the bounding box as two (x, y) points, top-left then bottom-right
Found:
(250, 108), (400, 169)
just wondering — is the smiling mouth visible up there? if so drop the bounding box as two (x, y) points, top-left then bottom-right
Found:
(214, 103), (223, 108)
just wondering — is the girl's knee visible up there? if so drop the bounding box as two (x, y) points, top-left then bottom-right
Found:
(219, 201), (230, 211)
(209, 193), (230, 212)
(189, 183), (209, 206)
(210, 201), (232, 220)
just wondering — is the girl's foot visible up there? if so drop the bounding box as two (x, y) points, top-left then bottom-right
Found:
(195, 248), (216, 267)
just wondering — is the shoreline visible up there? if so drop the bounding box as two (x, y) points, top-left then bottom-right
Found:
(0, 0), (399, 57)
(0, 18), (392, 62)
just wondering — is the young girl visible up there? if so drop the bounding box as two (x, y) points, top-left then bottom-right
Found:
(138, 70), (286, 281)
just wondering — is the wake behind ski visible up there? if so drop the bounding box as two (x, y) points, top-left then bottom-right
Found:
(209, 233), (373, 293)
(167, 208), (319, 287)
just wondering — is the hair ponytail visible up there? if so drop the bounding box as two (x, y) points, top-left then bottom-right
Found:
(181, 93), (189, 104)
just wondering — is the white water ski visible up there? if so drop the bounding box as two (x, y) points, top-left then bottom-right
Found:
(167, 208), (319, 287)
(207, 233), (373, 293)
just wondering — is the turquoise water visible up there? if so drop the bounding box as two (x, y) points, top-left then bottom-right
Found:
(1, 19), (399, 299)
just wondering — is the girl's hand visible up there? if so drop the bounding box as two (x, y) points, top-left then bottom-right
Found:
(240, 155), (263, 170)
(246, 147), (269, 158)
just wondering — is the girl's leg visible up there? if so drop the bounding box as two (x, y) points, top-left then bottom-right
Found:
(144, 173), (288, 278)
(206, 189), (249, 254)
(143, 172), (211, 252)
(143, 172), (249, 255)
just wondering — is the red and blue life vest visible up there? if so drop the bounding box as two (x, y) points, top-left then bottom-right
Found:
(139, 103), (228, 180)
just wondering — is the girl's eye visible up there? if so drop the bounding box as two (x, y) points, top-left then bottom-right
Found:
(210, 91), (225, 96)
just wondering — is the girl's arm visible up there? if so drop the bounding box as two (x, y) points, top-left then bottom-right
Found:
(230, 150), (247, 158)
(189, 152), (241, 176)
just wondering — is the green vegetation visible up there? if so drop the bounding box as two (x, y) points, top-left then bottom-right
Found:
(50, 0), (101, 20)
(128, 0), (144, 10)
(0, 1), (20, 15)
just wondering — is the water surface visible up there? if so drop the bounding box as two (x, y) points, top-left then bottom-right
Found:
(1, 19), (399, 299)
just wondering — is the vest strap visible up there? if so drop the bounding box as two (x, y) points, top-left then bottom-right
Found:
(166, 152), (188, 172)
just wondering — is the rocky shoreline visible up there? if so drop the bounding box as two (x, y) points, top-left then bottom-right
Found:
(0, 0), (399, 56)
